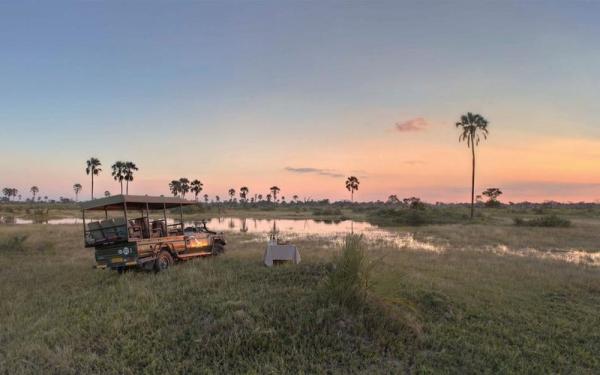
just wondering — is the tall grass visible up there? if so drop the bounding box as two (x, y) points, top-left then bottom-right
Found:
(321, 235), (373, 310)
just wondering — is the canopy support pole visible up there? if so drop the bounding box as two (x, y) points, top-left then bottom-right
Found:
(124, 202), (129, 241)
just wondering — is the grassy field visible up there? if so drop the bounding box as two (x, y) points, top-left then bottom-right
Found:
(1, 221), (599, 374)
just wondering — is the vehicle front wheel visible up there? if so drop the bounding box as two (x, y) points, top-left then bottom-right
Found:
(212, 243), (225, 256)
(155, 250), (173, 272)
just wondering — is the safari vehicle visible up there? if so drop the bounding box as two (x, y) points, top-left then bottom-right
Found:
(81, 195), (226, 272)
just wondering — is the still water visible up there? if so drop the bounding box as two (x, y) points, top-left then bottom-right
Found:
(1, 216), (381, 236)
(0, 216), (441, 251)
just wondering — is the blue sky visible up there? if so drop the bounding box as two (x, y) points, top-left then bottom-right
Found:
(1, 1), (600, 201)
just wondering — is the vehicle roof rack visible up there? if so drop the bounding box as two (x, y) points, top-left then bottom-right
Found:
(80, 194), (196, 211)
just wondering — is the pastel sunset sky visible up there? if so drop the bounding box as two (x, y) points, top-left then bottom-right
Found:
(1, 1), (599, 202)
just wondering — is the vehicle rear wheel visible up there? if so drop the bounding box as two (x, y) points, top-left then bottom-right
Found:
(212, 242), (225, 256)
(155, 250), (173, 272)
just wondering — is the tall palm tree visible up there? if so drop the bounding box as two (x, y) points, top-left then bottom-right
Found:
(169, 180), (182, 197)
(85, 157), (102, 199)
(215, 195), (220, 203)
(179, 178), (190, 199)
(190, 179), (203, 201)
(123, 161), (138, 195)
(345, 176), (360, 202)
(456, 112), (489, 219)
(111, 161), (126, 194)
(73, 183), (82, 201)
(266, 194), (272, 202)
(228, 188), (236, 202)
(30, 186), (39, 202)
(240, 186), (249, 202)
(270, 186), (280, 201)
(203, 194), (209, 203)
(104, 190), (111, 197)
(258, 194), (263, 202)
(3, 188), (11, 201)
(292, 195), (299, 203)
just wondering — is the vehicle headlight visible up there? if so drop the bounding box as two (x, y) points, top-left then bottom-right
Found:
(123, 247), (130, 255)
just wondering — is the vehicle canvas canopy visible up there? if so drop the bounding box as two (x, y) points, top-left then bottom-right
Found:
(81, 195), (196, 247)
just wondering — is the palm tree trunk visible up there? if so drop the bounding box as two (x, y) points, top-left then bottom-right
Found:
(126, 181), (129, 195)
(120, 181), (123, 195)
(91, 175), (94, 200)
(471, 142), (476, 219)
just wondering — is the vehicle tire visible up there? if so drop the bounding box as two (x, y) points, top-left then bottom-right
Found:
(155, 250), (174, 272)
(212, 242), (225, 256)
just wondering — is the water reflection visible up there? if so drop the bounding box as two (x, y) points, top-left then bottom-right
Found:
(0, 216), (90, 225)
(194, 217), (379, 237)
(0, 215), (378, 235)
(240, 218), (248, 233)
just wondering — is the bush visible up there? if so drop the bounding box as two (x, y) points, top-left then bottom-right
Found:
(312, 208), (342, 216)
(176, 204), (205, 214)
(484, 200), (502, 208)
(0, 235), (28, 251)
(321, 235), (373, 310)
(367, 207), (471, 226)
(513, 215), (571, 228)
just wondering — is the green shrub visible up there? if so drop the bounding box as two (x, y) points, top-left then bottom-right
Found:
(513, 215), (571, 228)
(0, 235), (29, 251)
(321, 235), (373, 310)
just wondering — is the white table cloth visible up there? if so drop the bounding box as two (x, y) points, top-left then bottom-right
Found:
(263, 243), (301, 267)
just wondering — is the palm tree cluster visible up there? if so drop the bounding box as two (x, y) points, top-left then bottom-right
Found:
(2, 187), (51, 203)
(83, 157), (140, 200)
(111, 161), (138, 195)
(2, 188), (19, 201)
(169, 178), (203, 199)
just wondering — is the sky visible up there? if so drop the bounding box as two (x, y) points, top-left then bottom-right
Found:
(1, 0), (600, 202)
